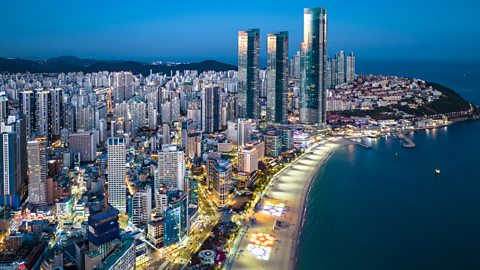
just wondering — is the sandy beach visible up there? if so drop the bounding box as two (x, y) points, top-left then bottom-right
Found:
(231, 138), (349, 270)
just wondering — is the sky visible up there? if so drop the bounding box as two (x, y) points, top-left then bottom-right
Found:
(0, 0), (479, 63)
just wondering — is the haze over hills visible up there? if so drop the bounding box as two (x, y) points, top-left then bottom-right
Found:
(0, 56), (238, 75)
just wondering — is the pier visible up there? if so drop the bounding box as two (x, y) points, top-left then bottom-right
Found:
(357, 142), (372, 149)
(345, 138), (372, 149)
(396, 132), (416, 148)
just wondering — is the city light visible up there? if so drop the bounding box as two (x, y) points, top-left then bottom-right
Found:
(0, 2), (473, 269)
(261, 201), (285, 217)
(246, 232), (276, 260)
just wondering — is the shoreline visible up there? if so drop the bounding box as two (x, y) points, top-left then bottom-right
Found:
(229, 118), (478, 269)
(230, 138), (352, 270)
(290, 149), (336, 270)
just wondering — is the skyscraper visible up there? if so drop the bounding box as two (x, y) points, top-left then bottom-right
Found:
(237, 28), (260, 119)
(69, 131), (97, 163)
(202, 86), (221, 133)
(1, 114), (26, 208)
(27, 137), (47, 206)
(155, 144), (185, 192)
(50, 88), (63, 137)
(161, 101), (172, 124)
(237, 118), (253, 148)
(131, 186), (152, 226)
(0, 131), (19, 208)
(266, 31), (289, 123)
(346, 52), (356, 83)
(264, 130), (282, 157)
(19, 90), (36, 139)
(289, 51), (301, 80)
(279, 126), (294, 151)
(107, 137), (127, 213)
(164, 192), (189, 247)
(76, 106), (95, 131)
(335, 51), (346, 85)
(325, 57), (334, 90)
(147, 103), (157, 130)
(36, 90), (52, 140)
(186, 131), (202, 159)
(206, 152), (222, 189)
(162, 123), (171, 145)
(0, 95), (8, 121)
(300, 7), (328, 127)
(211, 159), (232, 207)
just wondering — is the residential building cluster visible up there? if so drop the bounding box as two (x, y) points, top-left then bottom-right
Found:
(326, 75), (443, 112)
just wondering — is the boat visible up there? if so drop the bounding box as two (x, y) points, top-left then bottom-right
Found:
(435, 169), (441, 175)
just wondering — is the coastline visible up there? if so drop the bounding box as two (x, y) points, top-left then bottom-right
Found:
(231, 138), (352, 270)
(290, 148), (335, 270)
(230, 119), (479, 269)
(286, 119), (480, 270)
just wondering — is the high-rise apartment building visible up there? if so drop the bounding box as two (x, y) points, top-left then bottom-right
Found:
(107, 137), (127, 213)
(1, 114), (26, 208)
(19, 90), (36, 139)
(289, 51), (301, 80)
(76, 106), (95, 131)
(1, 131), (19, 208)
(0, 96), (7, 121)
(131, 186), (152, 226)
(202, 86), (221, 133)
(335, 51), (346, 85)
(237, 29), (260, 119)
(36, 90), (53, 140)
(27, 136), (47, 206)
(266, 32), (289, 123)
(346, 52), (356, 83)
(300, 7), (328, 127)
(155, 144), (185, 192)
(50, 88), (63, 137)
(69, 131), (97, 163)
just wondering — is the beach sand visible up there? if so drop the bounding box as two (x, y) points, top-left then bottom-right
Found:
(231, 138), (349, 270)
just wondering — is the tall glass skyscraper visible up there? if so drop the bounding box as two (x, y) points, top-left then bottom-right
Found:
(300, 7), (328, 127)
(237, 28), (260, 119)
(164, 192), (189, 247)
(266, 31), (289, 124)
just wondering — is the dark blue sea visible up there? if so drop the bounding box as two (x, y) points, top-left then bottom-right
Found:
(296, 60), (480, 270)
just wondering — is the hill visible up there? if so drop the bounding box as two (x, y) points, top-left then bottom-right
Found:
(0, 56), (237, 75)
(333, 82), (475, 120)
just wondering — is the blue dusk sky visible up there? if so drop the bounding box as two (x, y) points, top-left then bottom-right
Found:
(0, 0), (479, 62)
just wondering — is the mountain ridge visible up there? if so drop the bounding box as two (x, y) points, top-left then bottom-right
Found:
(0, 56), (238, 75)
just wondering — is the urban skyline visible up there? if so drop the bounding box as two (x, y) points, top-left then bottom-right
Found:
(0, 2), (478, 270)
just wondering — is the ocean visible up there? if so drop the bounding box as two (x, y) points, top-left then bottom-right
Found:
(296, 60), (480, 270)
